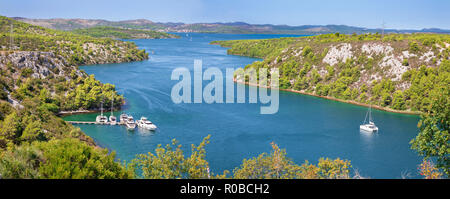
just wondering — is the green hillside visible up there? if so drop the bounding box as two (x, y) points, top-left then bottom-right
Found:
(213, 33), (450, 113)
(0, 16), (149, 112)
(0, 16), (148, 65)
(71, 26), (180, 39)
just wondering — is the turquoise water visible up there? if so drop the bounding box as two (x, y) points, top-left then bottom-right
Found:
(64, 33), (421, 179)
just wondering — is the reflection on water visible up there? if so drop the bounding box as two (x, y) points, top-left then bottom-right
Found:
(136, 128), (158, 137)
(360, 130), (377, 142)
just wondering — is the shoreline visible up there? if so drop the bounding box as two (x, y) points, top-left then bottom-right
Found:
(58, 106), (125, 117)
(58, 109), (100, 116)
(234, 79), (421, 116)
(58, 100), (127, 117)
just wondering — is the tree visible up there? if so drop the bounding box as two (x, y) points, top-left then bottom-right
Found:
(233, 142), (303, 179)
(409, 41), (420, 53)
(316, 158), (351, 179)
(310, 69), (322, 85)
(294, 77), (308, 91)
(0, 102), (13, 121)
(410, 85), (449, 176)
(0, 111), (22, 148)
(0, 144), (43, 179)
(302, 46), (313, 57)
(131, 135), (225, 179)
(37, 138), (133, 179)
(392, 90), (406, 110)
(21, 120), (44, 142)
(38, 88), (51, 103)
(418, 159), (443, 179)
(381, 92), (392, 107)
(279, 77), (291, 89)
(233, 142), (352, 179)
(131, 139), (186, 179)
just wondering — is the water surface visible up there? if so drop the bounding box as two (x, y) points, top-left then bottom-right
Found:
(65, 33), (421, 179)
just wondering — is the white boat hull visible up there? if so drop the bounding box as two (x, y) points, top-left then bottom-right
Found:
(126, 123), (136, 130)
(109, 116), (117, 125)
(137, 117), (157, 131)
(96, 115), (108, 123)
(137, 122), (157, 130)
(360, 125), (378, 133)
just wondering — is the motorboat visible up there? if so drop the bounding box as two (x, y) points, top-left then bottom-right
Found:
(126, 115), (136, 130)
(120, 113), (128, 124)
(137, 116), (157, 130)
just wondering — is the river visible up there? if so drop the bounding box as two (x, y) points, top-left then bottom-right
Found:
(64, 33), (421, 179)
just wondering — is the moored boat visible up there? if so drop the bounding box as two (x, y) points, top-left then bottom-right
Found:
(360, 106), (379, 133)
(120, 113), (128, 124)
(126, 115), (136, 130)
(96, 102), (108, 124)
(109, 98), (117, 125)
(137, 116), (157, 130)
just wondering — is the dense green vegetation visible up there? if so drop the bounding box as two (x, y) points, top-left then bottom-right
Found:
(0, 16), (134, 112)
(0, 16), (137, 179)
(0, 16), (148, 66)
(0, 137), (133, 179)
(410, 83), (449, 176)
(1, 131), (353, 179)
(213, 33), (450, 113)
(212, 37), (299, 58)
(62, 74), (124, 111)
(128, 135), (352, 179)
(1, 62), (123, 113)
(71, 26), (179, 39)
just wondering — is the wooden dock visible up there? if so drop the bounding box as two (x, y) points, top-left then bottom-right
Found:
(67, 121), (126, 125)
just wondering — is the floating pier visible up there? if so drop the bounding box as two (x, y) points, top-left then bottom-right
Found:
(67, 121), (126, 125)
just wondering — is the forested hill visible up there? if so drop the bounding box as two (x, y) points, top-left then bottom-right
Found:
(0, 15), (149, 112)
(213, 33), (450, 114)
(71, 26), (180, 39)
(14, 17), (450, 35)
(1, 16), (148, 65)
(0, 16), (152, 178)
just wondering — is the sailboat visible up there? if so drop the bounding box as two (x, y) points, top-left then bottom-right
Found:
(96, 102), (108, 124)
(360, 105), (378, 133)
(109, 98), (117, 125)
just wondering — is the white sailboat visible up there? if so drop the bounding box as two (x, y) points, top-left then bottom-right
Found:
(109, 98), (117, 125)
(360, 105), (378, 133)
(96, 102), (108, 124)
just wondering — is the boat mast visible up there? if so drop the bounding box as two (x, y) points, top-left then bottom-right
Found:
(100, 101), (103, 116)
(363, 106), (369, 124)
(111, 97), (114, 116)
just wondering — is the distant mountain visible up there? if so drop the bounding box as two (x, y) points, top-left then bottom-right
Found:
(12, 17), (450, 35)
(71, 26), (180, 39)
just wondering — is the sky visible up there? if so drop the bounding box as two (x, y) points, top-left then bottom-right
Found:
(1, 0), (449, 29)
